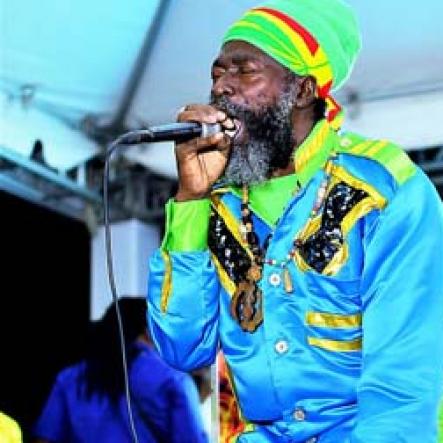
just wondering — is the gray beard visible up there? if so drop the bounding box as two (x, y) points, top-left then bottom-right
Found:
(225, 139), (272, 185)
(211, 84), (297, 186)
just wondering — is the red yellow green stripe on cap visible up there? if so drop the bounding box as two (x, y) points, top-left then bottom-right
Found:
(223, 6), (344, 129)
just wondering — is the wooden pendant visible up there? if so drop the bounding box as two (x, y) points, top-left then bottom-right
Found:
(246, 263), (262, 282)
(230, 279), (263, 332)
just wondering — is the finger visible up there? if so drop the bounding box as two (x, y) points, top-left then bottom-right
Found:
(178, 110), (226, 125)
(221, 117), (235, 130)
(176, 132), (225, 156)
(177, 104), (227, 124)
(185, 104), (226, 118)
(216, 134), (232, 156)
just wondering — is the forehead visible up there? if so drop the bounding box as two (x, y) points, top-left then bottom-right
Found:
(215, 40), (284, 68)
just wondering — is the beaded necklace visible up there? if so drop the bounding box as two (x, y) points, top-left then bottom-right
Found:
(230, 158), (334, 332)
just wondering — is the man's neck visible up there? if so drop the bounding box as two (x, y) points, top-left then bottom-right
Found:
(271, 113), (316, 178)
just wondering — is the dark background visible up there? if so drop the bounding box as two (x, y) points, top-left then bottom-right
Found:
(0, 191), (91, 442)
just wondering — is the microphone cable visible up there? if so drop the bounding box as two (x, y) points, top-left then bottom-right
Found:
(102, 135), (141, 443)
(101, 121), (231, 442)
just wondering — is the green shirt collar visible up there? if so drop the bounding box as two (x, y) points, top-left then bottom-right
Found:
(293, 118), (336, 187)
(229, 119), (336, 226)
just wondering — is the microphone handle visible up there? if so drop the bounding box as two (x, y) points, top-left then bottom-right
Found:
(150, 122), (222, 142)
(117, 122), (222, 145)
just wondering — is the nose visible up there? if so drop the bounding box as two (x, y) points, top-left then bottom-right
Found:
(212, 72), (235, 98)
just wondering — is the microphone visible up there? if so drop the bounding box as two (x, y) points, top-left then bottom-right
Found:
(116, 122), (223, 145)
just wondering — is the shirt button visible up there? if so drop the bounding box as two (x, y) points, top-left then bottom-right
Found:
(268, 273), (281, 287)
(274, 340), (289, 354)
(293, 407), (306, 421)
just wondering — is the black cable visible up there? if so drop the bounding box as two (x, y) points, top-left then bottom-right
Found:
(103, 136), (140, 443)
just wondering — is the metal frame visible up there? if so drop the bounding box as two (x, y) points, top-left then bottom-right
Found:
(0, 144), (175, 228)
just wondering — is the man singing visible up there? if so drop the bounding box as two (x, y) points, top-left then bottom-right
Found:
(147, 0), (443, 441)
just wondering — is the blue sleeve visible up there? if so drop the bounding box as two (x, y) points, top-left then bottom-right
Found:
(33, 375), (69, 441)
(147, 249), (220, 371)
(351, 170), (443, 442)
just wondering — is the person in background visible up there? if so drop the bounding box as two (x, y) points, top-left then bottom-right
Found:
(146, 0), (443, 441)
(32, 297), (208, 443)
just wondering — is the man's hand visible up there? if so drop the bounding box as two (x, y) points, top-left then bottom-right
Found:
(174, 104), (235, 202)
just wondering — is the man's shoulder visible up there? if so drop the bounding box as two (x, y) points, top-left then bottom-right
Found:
(334, 131), (417, 200)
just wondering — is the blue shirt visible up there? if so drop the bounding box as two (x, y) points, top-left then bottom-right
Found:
(147, 121), (443, 442)
(33, 341), (208, 443)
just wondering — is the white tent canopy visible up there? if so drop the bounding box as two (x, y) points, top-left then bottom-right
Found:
(1, 0), (442, 183)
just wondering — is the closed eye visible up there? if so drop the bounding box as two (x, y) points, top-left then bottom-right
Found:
(211, 66), (226, 80)
(239, 66), (258, 75)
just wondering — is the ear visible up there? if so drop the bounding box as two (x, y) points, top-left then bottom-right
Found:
(294, 76), (317, 108)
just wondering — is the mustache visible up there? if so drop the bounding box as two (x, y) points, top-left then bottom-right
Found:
(210, 93), (278, 141)
(210, 93), (241, 115)
(209, 94), (264, 121)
